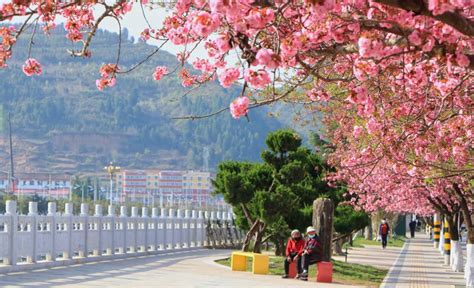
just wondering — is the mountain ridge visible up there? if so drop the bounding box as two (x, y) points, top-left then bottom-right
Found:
(0, 25), (304, 172)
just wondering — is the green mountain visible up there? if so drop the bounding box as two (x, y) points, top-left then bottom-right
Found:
(0, 25), (297, 172)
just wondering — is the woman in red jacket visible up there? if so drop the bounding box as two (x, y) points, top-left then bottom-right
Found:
(282, 229), (305, 279)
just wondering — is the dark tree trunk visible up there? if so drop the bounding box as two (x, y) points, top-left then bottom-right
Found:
(252, 221), (266, 253)
(274, 239), (284, 256)
(446, 214), (459, 241)
(365, 217), (373, 240)
(333, 237), (344, 255)
(313, 198), (334, 262)
(242, 219), (261, 252)
(453, 184), (474, 244)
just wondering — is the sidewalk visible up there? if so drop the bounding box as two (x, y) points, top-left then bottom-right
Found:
(381, 233), (465, 287)
(0, 249), (359, 288)
(332, 244), (401, 270)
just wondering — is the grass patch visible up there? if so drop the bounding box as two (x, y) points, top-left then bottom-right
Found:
(346, 235), (405, 248)
(215, 255), (387, 286)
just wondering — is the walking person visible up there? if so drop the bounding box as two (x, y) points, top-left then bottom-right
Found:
(409, 220), (416, 238)
(379, 218), (390, 249)
(300, 226), (322, 281)
(282, 229), (305, 279)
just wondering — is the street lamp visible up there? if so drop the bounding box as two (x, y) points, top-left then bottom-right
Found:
(104, 162), (120, 206)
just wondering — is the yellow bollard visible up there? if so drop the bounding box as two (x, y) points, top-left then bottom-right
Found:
(444, 219), (450, 265)
(434, 215), (441, 248)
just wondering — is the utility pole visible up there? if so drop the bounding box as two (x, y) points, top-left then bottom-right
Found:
(104, 163), (120, 206)
(8, 112), (15, 195)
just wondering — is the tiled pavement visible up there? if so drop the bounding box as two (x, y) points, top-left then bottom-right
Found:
(380, 233), (465, 288)
(332, 243), (401, 270)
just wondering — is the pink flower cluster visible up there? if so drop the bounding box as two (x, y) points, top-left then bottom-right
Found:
(63, 7), (94, 42)
(22, 58), (42, 76)
(244, 69), (271, 89)
(307, 88), (330, 102)
(218, 68), (240, 88)
(96, 63), (119, 91)
(153, 66), (168, 81)
(0, 26), (15, 68)
(191, 11), (220, 37)
(229, 96), (249, 119)
(255, 48), (280, 69)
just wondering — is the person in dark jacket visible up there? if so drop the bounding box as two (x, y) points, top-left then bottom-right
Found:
(300, 226), (322, 281)
(409, 220), (416, 238)
(379, 218), (390, 249)
(282, 229), (305, 279)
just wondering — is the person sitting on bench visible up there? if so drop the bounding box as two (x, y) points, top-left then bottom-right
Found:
(282, 229), (305, 279)
(300, 226), (322, 281)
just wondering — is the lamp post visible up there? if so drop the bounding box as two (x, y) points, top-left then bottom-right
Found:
(104, 162), (120, 206)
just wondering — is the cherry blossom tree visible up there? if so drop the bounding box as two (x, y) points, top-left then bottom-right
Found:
(0, 0), (472, 284)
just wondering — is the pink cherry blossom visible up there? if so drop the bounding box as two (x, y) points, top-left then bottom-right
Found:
(366, 118), (381, 135)
(153, 66), (168, 81)
(214, 33), (231, 53)
(353, 126), (363, 139)
(255, 48), (280, 69)
(191, 11), (220, 37)
(244, 69), (271, 89)
(408, 30), (423, 46)
(218, 68), (240, 88)
(96, 77), (116, 91)
(22, 58), (42, 76)
(230, 96), (249, 119)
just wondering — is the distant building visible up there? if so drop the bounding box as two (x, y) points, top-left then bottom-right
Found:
(113, 168), (219, 208)
(158, 170), (184, 207)
(0, 171), (7, 193)
(183, 170), (213, 208)
(116, 170), (147, 203)
(2, 172), (71, 199)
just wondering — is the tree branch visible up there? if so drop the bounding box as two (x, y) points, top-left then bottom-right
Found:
(373, 0), (474, 37)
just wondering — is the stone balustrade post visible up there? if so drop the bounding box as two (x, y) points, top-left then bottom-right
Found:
(63, 203), (73, 260)
(169, 209), (175, 249)
(106, 205), (115, 255)
(130, 207), (138, 253)
(205, 211), (212, 247)
(93, 204), (103, 256)
(151, 208), (159, 251)
(197, 211), (204, 247)
(191, 210), (197, 247)
(184, 209), (191, 248)
(5, 201), (18, 265)
(119, 206), (128, 254)
(142, 207), (149, 253)
(161, 208), (167, 250)
(175, 209), (183, 249)
(27, 202), (38, 263)
(79, 204), (89, 258)
(46, 202), (57, 262)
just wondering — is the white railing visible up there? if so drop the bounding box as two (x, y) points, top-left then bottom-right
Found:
(0, 200), (242, 272)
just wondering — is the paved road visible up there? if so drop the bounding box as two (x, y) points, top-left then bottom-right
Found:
(0, 249), (357, 288)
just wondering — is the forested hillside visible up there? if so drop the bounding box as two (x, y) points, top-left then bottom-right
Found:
(0, 25), (302, 172)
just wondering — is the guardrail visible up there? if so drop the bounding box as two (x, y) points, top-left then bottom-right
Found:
(0, 200), (243, 272)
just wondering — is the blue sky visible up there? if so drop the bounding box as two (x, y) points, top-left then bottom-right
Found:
(0, 1), (209, 60)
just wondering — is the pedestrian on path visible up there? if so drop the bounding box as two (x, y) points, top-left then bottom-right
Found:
(379, 218), (390, 249)
(282, 229), (305, 279)
(409, 220), (417, 238)
(300, 226), (322, 281)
